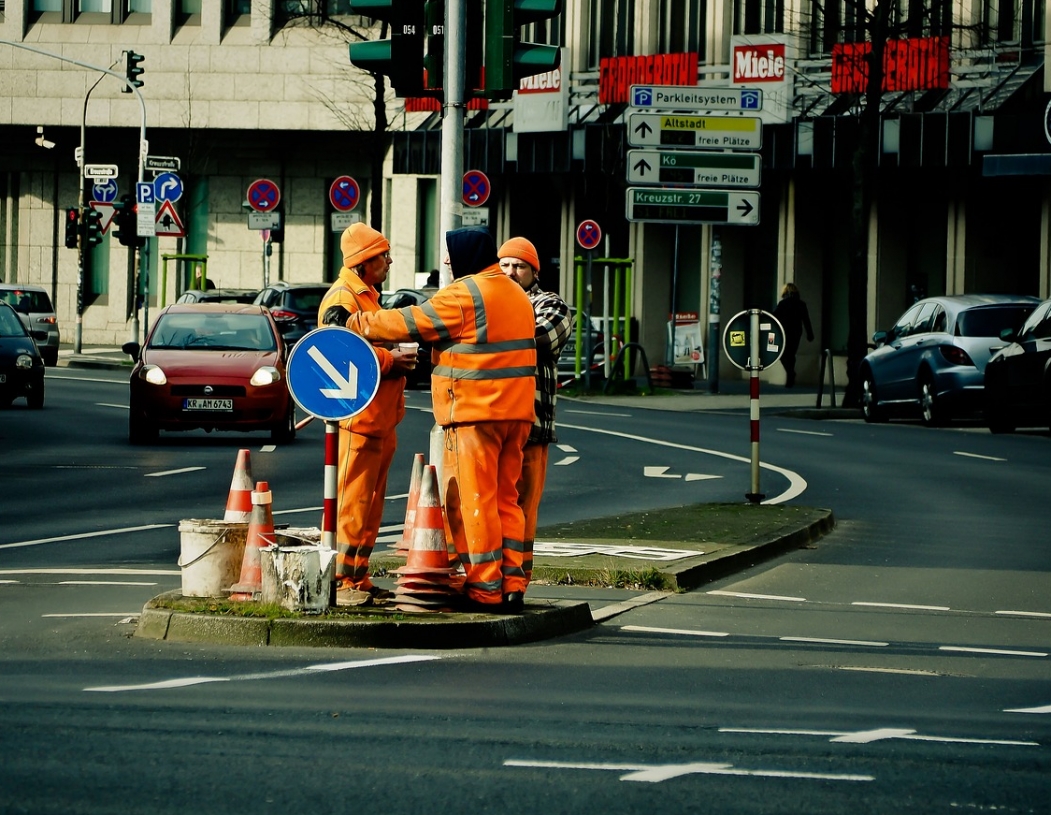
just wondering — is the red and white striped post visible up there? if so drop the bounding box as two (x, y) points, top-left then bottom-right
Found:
(745, 308), (765, 504)
(322, 420), (338, 550)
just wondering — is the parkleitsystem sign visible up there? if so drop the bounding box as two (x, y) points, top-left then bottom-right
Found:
(625, 85), (764, 226)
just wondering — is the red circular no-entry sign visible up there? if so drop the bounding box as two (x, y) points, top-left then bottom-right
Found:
(329, 176), (360, 212)
(576, 219), (602, 250)
(247, 178), (281, 212)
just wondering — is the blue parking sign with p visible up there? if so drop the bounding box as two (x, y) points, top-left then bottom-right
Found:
(632, 87), (653, 107)
(137, 182), (155, 205)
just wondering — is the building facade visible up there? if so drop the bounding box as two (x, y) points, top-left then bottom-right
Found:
(1, 0), (1048, 387)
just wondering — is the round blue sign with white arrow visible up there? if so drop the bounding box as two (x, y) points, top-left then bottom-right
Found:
(286, 326), (381, 421)
(92, 178), (118, 203)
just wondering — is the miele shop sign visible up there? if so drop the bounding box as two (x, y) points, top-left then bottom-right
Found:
(733, 43), (786, 83)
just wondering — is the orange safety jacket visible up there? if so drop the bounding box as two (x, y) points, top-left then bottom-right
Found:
(317, 268), (406, 437)
(345, 267), (537, 426)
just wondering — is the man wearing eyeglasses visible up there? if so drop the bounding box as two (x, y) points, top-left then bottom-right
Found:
(318, 223), (417, 607)
(498, 237), (572, 601)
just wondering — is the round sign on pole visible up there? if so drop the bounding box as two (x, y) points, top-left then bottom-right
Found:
(462, 170), (491, 207)
(329, 176), (360, 212)
(721, 309), (785, 371)
(247, 178), (281, 212)
(576, 219), (602, 251)
(286, 327), (381, 421)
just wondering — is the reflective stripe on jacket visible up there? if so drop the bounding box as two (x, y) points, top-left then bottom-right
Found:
(345, 267), (537, 427)
(317, 268), (406, 437)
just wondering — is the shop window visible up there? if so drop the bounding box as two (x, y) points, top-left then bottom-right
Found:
(658, 0), (705, 59)
(735, 0), (785, 35)
(588, 0), (634, 67)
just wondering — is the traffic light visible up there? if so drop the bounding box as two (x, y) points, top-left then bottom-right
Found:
(483, 0), (562, 99)
(423, 0), (444, 92)
(64, 208), (79, 249)
(348, 0), (426, 97)
(122, 50), (145, 93)
(83, 207), (103, 247)
(113, 194), (143, 248)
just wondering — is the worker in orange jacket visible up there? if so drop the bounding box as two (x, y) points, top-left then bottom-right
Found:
(318, 223), (418, 607)
(343, 226), (537, 613)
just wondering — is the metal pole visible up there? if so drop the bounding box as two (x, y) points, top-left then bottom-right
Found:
(707, 228), (722, 393)
(669, 225), (680, 365)
(745, 308), (765, 504)
(438, 0), (466, 287)
(323, 420), (338, 551)
(584, 250), (594, 391)
(602, 236), (611, 378)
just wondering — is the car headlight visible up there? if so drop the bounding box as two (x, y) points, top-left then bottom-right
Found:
(141, 364), (167, 385)
(16, 354), (34, 369)
(250, 366), (281, 387)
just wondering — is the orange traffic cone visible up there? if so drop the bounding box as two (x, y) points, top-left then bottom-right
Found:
(229, 481), (275, 601)
(223, 449), (254, 522)
(395, 453), (425, 557)
(393, 465), (463, 612)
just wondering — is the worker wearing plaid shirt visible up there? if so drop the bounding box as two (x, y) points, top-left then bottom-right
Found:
(498, 237), (573, 591)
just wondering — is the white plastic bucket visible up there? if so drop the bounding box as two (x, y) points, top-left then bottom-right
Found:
(178, 520), (248, 598)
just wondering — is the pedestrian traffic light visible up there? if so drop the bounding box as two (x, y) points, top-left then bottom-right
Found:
(64, 208), (79, 249)
(348, 0), (426, 97)
(483, 0), (562, 99)
(122, 50), (145, 93)
(83, 207), (103, 247)
(113, 194), (143, 248)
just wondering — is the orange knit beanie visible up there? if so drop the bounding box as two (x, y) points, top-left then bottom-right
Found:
(341, 223), (390, 269)
(498, 237), (540, 272)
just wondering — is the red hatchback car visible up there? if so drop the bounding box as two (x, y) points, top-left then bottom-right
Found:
(122, 303), (295, 444)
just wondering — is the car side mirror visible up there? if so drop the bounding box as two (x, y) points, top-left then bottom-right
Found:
(121, 340), (140, 359)
(999, 327), (1017, 342)
(872, 330), (888, 346)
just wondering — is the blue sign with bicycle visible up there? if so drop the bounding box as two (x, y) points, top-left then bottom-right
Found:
(286, 327), (381, 421)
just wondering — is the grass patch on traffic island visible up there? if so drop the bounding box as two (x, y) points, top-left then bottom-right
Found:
(536, 502), (830, 546)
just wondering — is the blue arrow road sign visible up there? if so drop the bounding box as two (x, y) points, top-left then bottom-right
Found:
(153, 172), (183, 203)
(92, 179), (118, 203)
(286, 327), (381, 421)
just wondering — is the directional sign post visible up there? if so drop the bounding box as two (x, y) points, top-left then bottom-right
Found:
(626, 188), (760, 226)
(627, 112), (763, 150)
(627, 149), (761, 188)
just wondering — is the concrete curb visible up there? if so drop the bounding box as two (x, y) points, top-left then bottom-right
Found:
(135, 591), (595, 649)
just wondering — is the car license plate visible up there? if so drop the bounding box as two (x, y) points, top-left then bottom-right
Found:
(183, 398), (233, 411)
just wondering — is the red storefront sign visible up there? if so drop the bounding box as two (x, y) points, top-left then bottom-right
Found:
(404, 97), (490, 113)
(831, 36), (950, 94)
(599, 53), (699, 104)
(732, 43), (786, 83)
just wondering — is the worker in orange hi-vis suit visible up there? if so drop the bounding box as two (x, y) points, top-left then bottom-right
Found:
(317, 223), (418, 608)
(343, 226), (537, 614)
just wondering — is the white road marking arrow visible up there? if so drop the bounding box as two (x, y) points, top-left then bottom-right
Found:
(504, 758), (872, 783)
(309, 345), (358, 398)
(644, 466), (720, 481)
(1005, 704), (1051, 714)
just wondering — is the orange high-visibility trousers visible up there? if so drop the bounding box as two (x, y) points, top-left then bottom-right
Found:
(335, 427), (397, 590)
(515, 442), (549, 589)
(442, 420), (531, 604)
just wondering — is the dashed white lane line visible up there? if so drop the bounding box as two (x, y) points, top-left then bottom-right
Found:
(84, 654), (441, 692)
(853, 601), (951, 611)
(708, 590), (807, 602)
(503, 758), (873, 783)
(954, 451), (1007, 462)
(1005, 704), (1051, 714)
(58, 580), (157, 586)
(720, 727), (1038, 747)
(622, 625), (729, 637)
(780, 636), (888, 647)
(0, 525), (173, 551)
(44, 613), (141, 618)
(145, 466), (206, 477)
(0, 568), (179, 576)
(776, 428), (833, 437)
(97, 403), (128, 410)
(996, 610), (1051, 618)
(939, 646), (1047, 658)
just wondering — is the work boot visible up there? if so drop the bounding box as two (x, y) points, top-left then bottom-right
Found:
(502, 592), (525, 615)
(335, 586), (372, 607)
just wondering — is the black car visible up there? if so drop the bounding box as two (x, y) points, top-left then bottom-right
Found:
(252, 281), (329, 346)
(379, 288), (433, 389)
(984, 297), (1051, 434)
(0, 301), (45, 408)
(176, 288), (259, 305)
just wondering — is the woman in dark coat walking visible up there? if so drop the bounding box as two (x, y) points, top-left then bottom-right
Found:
(774, 282), (814, 387)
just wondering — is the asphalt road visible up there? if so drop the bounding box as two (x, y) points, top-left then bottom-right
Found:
(0, 368), (1047, 814)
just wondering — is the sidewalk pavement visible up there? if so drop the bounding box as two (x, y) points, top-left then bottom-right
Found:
(59, 344), (844, 648)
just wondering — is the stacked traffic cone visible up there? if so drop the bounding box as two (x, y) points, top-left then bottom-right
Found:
(223, 449), (254, 522)
(394, 453), (425, 557)
(392, 465), (463, 612)
(229, 481), (276, 601)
